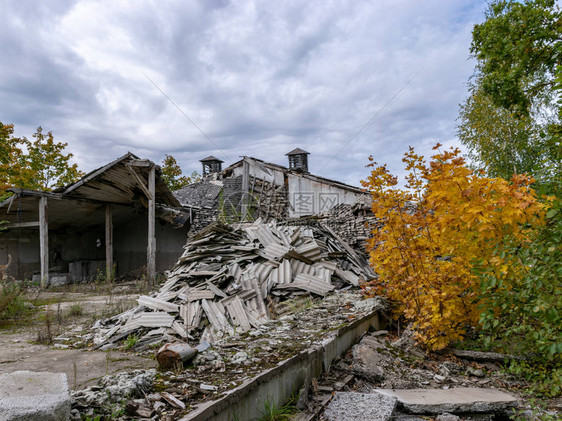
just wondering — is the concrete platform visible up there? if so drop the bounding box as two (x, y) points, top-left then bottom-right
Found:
(375, 387), (518, 414)
(324, 392), (397, 421)
(0, 371), (70, 420)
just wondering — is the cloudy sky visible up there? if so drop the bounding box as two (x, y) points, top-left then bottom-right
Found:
(1, 0), (488, 186)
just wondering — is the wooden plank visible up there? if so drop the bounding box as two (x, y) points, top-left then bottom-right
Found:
(125, 164), (152, 198)
(105, 204), (113, 280)
(39, 196), (48, 288)
(147, 165), (156, 281)
(137, 295), (179, 313)
(187, 290), (215, 301)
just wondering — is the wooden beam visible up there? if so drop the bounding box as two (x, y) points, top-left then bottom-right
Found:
(128, 159), (152, 167)
(5, 221), (40, 229)
(125, 164), (152, 199)
(147, 165), (156, 281)
(241, 157), (250, 221)
(105, 204), (113, 280)
(39, 197), (49, 288)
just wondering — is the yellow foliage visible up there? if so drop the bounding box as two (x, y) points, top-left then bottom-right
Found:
(361, 145), (545, 350)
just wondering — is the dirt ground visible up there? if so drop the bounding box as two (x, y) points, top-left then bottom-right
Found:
(0, 287), (156, 390)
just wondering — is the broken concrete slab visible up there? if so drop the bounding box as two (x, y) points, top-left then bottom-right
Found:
(374, 387), (518, 414)
(352, 335), (393, 382)
(323, 392), (397, 421)
(0, 370), (70, 421)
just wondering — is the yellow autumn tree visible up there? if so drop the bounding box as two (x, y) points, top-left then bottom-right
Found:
(362, 144), (545, 350)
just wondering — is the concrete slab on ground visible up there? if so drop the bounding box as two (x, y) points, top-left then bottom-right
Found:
(323, 392), (397, 421)
(0, 370), (70, 421)
(0, 332), (156, 389)
(375, 387), (518, 414)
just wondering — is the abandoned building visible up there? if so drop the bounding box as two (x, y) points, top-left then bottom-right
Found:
(174, 148), (369, 233)
(0, 148), (370, 286)
(0, 153), (190, 285)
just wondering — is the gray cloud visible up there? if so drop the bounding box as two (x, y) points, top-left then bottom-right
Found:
(0, 0), (487, 186)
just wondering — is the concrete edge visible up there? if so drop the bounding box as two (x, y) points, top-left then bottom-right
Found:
(181, 309), (383, 421)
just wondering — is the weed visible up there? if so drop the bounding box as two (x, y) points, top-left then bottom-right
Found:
(68, 302), (83, 317)
(256, 395), (297, 421)
(123, 333), (139, 350)
(35, 308), (54, 345)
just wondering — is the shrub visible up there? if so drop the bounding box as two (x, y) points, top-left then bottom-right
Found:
(361, 145), (545, 350)
(0, 280), (28, 322)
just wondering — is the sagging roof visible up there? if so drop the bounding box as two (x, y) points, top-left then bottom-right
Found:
(0, 152), (183, 229)
(59, 152), (180, 207)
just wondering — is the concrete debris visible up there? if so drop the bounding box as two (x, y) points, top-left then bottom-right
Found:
(0, 371), (71, 421)
(72, 369), (156, 410)
(93, 219), (374, 347)
(352, 335), (391, 382)
(374, 387), (518, 414)
(323, 392), (397, 421)
(231, 351), (249, 364)
(390, 324), (425, 358)
(435, 413), (460, 421)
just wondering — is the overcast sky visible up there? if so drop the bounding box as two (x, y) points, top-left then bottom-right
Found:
(1, 0), (488, 186)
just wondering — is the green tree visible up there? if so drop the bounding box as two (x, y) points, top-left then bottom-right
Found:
(0, 122), (83, 196)
(461, 0), (561, 191)
(458, 86), (548, 177)
(0, 122), (25, 193)
(161, 154), (201, 191)
(471, 0), (561, 116)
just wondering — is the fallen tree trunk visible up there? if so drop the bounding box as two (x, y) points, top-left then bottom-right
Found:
(156, 341), (209, 369)
(452, 349), (522, 362)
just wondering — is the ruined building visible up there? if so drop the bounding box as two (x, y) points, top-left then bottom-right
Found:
(0, 149), (373, 285)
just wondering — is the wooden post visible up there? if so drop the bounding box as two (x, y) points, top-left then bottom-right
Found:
(39, 196), (49, 288)
(105, 204), (113, 280)
(241, 157), (249, 221)
(147, 165), (156, 282)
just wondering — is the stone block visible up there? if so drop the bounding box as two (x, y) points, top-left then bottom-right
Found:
(323, 392), (397, 421)
(375, 387), (518, 414)
(0, 371), (70, 420)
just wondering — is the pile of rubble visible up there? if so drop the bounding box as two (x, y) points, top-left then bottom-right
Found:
(93, 219), (375, 349)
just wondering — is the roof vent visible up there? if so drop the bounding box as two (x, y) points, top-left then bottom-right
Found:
(285, 148), (310, 172)
(200, 155), (224, 176)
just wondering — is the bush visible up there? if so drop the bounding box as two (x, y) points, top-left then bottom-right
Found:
(361, 145), (545, 350)
(0, 281), (29, 321)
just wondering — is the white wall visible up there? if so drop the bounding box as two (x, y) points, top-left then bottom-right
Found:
(232, 160), (365, 217)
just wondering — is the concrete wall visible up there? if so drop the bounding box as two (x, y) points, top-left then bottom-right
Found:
(0, 231), (40, 281)
(114, 213), (189, 276)
(183, 309), (383, 421)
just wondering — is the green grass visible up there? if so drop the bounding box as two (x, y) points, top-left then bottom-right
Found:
(256, 395), (298, 421)
(0, 281), (32, 322)
(67, 303), (84, 317)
